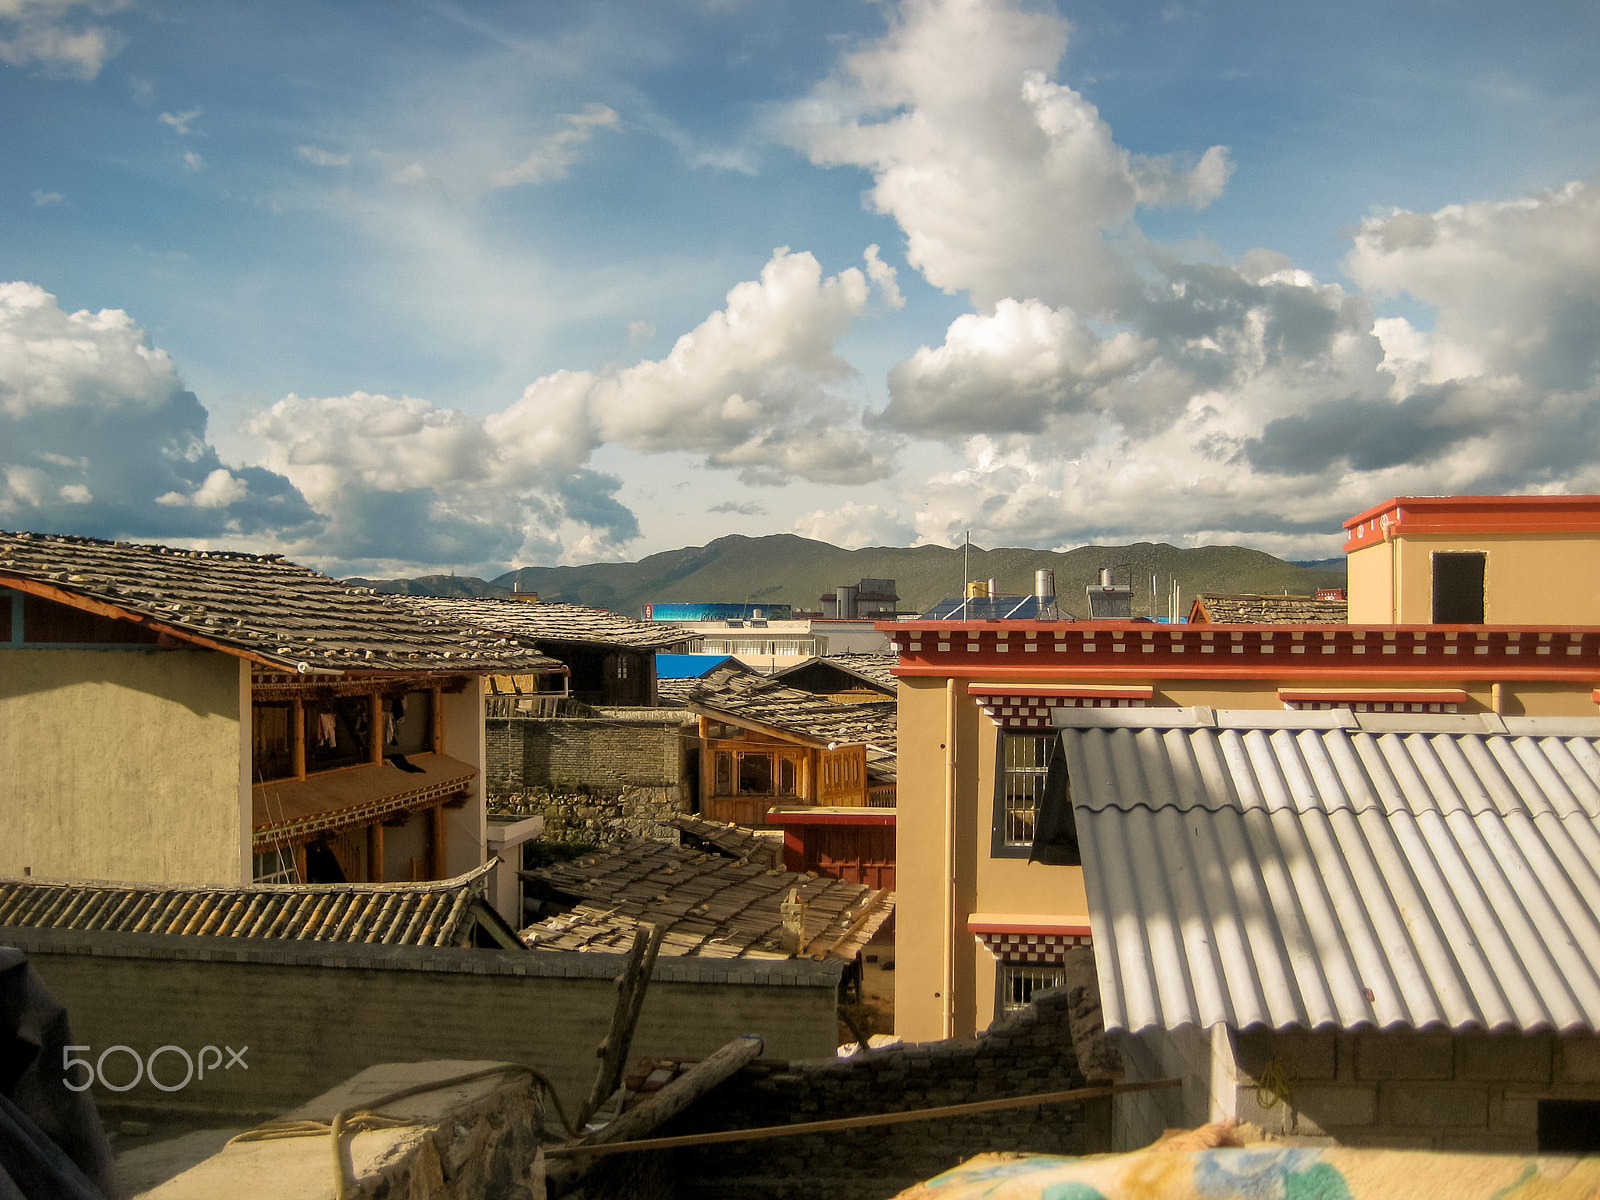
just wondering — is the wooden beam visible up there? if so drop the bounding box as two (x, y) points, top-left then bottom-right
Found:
(0, 575), (318, 672)
(578, 923), (664, 1128)
(290, 698), (306, 780)
(367, 822), (385, 884)
(428, 803), (447, 879)
(546, 1078), (1182, 1161)
(431, 686), (444, 753)
(547, 1034), (763, 1195)
(368, 691), (384, 763)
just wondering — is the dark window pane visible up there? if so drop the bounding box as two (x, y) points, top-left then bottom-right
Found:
(1433, 552), (1486, 623)
(739, 753), (773, 794)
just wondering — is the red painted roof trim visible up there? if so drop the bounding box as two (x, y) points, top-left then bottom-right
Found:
(764, 808), (896, 827)
(1278, 687), (1469, 703)
(968, 683), (1154, 699)
(1343, 495), (1600, 551)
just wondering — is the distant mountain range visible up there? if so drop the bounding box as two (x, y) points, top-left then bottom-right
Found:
(347, 534), (1347, 620)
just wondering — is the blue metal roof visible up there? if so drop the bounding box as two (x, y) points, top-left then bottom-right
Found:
(655, 653), (735, 680)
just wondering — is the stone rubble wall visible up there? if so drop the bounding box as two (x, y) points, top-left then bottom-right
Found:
(609, 986), (1103, 1200)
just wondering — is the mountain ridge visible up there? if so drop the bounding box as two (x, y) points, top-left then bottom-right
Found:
(347, 534), (1347, 619)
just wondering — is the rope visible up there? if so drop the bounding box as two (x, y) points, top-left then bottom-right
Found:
(1253, 1054), (1295, 1110)
(227, 1063), (579, 1200)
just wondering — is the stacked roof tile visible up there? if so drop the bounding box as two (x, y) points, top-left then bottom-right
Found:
(0, 863), (517, 948)
(1189, 593), (1348, 624)
(670, 814), (783, 869)
(520, 840), (893, 960)
(402, 596), (696, 651)
(0, 531), (561, 675)
(772, 653), (899, 695)
(683, 665), (897, 753)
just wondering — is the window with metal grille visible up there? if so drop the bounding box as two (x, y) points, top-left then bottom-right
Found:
(999, 962), (1066, 1014)
(996, 732), (1051, 850)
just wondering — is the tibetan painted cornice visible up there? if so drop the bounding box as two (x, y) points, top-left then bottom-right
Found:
(881, 621), (1600, 682)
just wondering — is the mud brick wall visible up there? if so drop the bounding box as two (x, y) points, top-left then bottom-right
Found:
(2, 927), (842, 1121)
(1232, 1026), (1600, 1152)
(643, 987), (1105, 1200)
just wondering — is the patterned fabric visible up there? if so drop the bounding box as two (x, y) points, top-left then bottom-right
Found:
(894, 1145), (1600, 1200)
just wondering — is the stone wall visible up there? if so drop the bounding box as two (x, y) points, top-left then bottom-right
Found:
(3, 926), (843, 1121)
(1229, 1026), (1600, 1152)
(487, 710), (695, 845)
(503, 784), (685, 847)
(644, 986), (1104, 1200)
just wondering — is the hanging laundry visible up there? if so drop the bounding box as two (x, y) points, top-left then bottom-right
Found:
(384, 713), (397, 744)
(316, 711), (337, 747)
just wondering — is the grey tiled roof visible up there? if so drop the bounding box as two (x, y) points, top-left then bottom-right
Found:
(0, 531), (561, 675)
(520, 840), (893, 960)
(0, 862), (518, 949)
(772, 653), (899, 694)
(670, 814), (783, 870)
(683, 667), (897, 752)
(402, 596), (696, 651)
(1191, 593), (1348, 624)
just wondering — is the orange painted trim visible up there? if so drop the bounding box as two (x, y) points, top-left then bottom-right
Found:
(966, 917), (1092, 937)
(1343, 494), (1600, 551)
(968, 683), (1154, 699)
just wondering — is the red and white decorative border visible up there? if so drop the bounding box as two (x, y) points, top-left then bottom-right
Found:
(974, 929), (1093, 965)
(970, 687), (1152, 729)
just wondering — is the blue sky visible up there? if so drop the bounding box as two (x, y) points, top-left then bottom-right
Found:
(3, 0), (1598, 576)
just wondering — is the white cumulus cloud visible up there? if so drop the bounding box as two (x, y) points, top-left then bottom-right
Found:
(0, 0), (124, 80)
(0, 282), (319, 539)
(787, 0), (1231, 313)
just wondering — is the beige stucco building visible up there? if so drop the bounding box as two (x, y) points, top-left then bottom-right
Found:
(885, 495), (1600, 1044)
(1345, 494), (1600, 624)
(1, 532), (560, 892)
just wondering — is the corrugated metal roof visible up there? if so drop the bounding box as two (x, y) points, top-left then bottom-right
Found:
(1059, 706), (1600, 1036)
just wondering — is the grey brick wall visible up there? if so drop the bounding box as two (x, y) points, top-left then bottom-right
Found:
(1232, 1026), (1600, 1151)
(2, 927), (841, 1121)
(644, 987), (1102, 1200)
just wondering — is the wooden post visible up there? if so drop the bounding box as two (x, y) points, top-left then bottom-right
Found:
(291, 841), (308, 884)
(290, 698), (306, 779)
(368, 691), (384, 763)
(428, 803), (447, 879)
(431, 687), (444, 754)
(367, 822), (385, 884)
(578, 923), (663, 1128)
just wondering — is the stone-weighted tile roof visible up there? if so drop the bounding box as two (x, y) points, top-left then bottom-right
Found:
(402, 596), (696, 652)
(683, 666), (897, 753)
(519, 840), (893, 960)
(772, 653), (899, 695)
(670, 814), (783, 870)
(0, 862), (519, 948)
(0, 531), (561, 675)
(1189, 593), (1348, 624)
